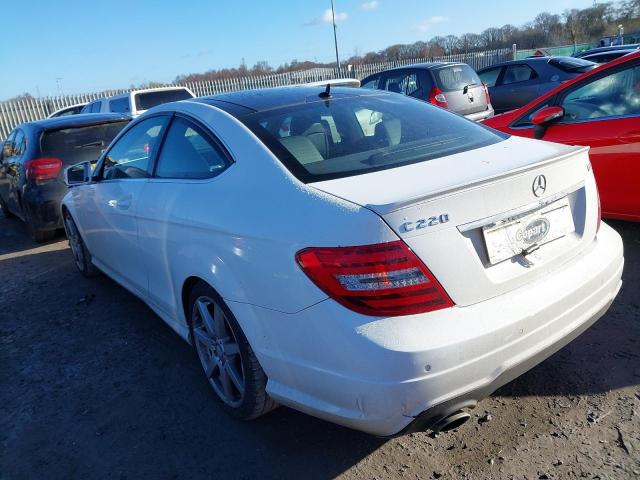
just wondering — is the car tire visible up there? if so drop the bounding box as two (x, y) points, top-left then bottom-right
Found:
(63, 210), (100, 277)
(188, 281), (277, 420)
(0, 196), (16, 219)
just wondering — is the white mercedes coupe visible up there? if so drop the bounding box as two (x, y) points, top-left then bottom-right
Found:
(61, 86), (624, 436)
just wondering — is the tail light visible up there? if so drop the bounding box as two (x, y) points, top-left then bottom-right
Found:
(428, 87), (449, 109)
(482, 83), (491, 105)
(25, 157), (62, 182)
(296, 240), (453, 316)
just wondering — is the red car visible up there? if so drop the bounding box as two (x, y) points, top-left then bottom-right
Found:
(483, 51), (640, 221)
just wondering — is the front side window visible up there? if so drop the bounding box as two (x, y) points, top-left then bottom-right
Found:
(478, 67), (502, 87)
(383, 72), (412, 94)
(2, 131), (16, 160)
(11, 130), (26, 157)
(501, 65), (536, 85)
(155, 117), (230, 179)
(241, 93), (506, 182)
(109, 97), (130, 114)
(560, 64), (640, 121)
(100, 116), (168, 180)
(361, 76), (380, 89)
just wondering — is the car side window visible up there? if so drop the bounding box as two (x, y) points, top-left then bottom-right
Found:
(559, 65), (640, 122)
(383, 72), (411, 94)
(154, 117), (231, 179)
(501, 64), (536, 85)
(11, 130), (26, 158)
(1, 131), (16, 160)
(100, 116), (168, 180)
(361, 75), (380, 89)
(479, 67), (502, 87)
(109, 97), (130, 114)
(92, 101), (103, 113)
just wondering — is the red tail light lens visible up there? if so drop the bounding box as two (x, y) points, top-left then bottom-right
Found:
(482, 83), (491, 105)
(25, 157), (62, 182)
(428, 87), (449, 109)
(296, 241), (454, 316)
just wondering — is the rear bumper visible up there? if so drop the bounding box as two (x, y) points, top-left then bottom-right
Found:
(229, 223), (623, 436)
(23, 181), (66, 231)
(464, 105), (495, 122)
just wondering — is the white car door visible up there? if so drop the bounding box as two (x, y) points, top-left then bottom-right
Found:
(79, 115), (170, 297)
(136, 115), (232, 319)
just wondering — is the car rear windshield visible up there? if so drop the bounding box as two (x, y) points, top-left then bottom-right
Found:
(548, 57), (596, 73)
(40, 120), (129, 165)
(239, 93), (506, 183)
(434, 64), (482, 92)
(134, 89), (194, 110)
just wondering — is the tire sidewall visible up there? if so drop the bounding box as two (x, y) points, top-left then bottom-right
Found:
(187, 282), (265, 420)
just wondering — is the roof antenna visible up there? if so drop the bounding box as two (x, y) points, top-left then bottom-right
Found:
(319, 83), (332, 99)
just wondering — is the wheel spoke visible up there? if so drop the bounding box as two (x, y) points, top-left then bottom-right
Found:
(194, 327), (216, 349)
(213, 303), (227, 338)
(219, 366), (233, 398)
(197, 299), (216, 335)
(205, 357), (218, 378)
(225, 363), (244, 394)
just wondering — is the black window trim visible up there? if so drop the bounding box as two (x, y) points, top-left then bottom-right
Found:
(94, 112), (172, 183)
(148, 112), (235, 181)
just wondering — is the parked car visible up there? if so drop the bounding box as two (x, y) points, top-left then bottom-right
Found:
(47, 103), (87, 118)
(0, 114), (130, 241)
(574, 44), (640, 59)
(477, 57), (597, 113)
(483, 51), (640, 221)
(81, 86), (195, 118)
(61, 86), (623, 436)
(580, 49), (638, 64)
(361, 62), (494, 121)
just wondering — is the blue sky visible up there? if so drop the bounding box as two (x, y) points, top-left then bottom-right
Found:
(1, 0), (597, 99)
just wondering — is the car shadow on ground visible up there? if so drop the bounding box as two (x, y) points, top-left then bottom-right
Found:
(0, 218), (638, 479)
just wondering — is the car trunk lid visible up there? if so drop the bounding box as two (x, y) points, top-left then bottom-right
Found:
(310, 136), (598, 307)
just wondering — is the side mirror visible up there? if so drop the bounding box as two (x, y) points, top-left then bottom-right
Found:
(64, 161), (92, 187)
(531, 106), (564, 139)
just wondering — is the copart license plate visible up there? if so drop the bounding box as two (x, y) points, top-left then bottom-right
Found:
(482, 198), (575, 265)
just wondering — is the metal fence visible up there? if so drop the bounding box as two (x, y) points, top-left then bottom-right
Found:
(515, 42), (593, 59)
(0, 47), (514, 140)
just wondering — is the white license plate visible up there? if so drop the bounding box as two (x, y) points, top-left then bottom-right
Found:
(482, 198), (575, 265)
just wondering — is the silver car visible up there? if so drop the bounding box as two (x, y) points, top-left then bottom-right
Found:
(361, 62), (494, 121)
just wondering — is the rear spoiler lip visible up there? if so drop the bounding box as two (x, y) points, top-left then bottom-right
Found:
(365, 145), (589, 215)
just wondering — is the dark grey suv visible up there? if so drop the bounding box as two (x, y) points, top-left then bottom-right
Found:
(361, 62), (494, 121)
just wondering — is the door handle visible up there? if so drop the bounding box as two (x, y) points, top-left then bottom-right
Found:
(108, 195), (132, 210)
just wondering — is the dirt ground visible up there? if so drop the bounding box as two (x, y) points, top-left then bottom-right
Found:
(0, 212), (638, 480)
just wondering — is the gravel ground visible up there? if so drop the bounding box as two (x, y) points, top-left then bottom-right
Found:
(0, 213), (638, 480)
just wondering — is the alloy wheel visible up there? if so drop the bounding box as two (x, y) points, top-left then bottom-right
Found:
(192, 296), (245, 407)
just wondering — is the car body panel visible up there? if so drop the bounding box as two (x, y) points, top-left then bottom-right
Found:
(483, 52), (640, 221)
(61, 89), (623, 435)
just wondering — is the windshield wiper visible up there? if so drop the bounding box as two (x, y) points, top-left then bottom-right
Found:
(73, 140), (104, 149)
